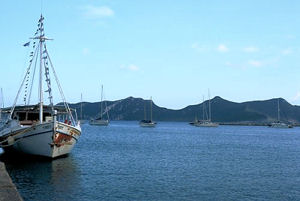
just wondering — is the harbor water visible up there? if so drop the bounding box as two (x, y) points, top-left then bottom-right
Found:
(1, 121), (300, 200)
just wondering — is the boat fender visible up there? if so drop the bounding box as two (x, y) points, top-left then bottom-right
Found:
(7, 136), (15, 145)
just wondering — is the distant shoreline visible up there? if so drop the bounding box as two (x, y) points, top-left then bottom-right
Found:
(79, 120), (299, 127)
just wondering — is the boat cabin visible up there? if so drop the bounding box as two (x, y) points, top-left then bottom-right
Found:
(2, 105), (75, 126)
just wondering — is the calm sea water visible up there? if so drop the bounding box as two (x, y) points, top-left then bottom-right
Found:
(1, 121), (300, 201)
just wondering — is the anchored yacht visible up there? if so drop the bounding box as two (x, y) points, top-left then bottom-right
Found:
(140, 97), (156, 127)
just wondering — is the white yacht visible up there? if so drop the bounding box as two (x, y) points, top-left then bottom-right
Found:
(269, 98), (292, 128)
(192, 92), (218, 127)
(140, 97), (156, 127)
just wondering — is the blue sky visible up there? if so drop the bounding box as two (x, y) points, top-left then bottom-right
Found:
(0, 0), (300, 109)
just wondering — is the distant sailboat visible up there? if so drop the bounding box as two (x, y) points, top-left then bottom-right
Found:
(90, 85), (109, 126)
(192, 90), (218, 127)
(269, 98), (292, 128)
(140, 97), (156, 127)
(190, 95), (206, 125)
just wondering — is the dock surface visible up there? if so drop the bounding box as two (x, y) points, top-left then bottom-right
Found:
(0, 162), (23, 201)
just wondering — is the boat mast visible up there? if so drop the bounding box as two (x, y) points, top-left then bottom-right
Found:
(208, 89), (211, 122)
(100, 85), (103, 119)
(81, 93), (83, 120)
(39, 15), (44, 124)
(150, 97), (152, 122)
(144, 100), (146, 120)
(278, 98), (280, 122)
(202, 95), (205, 121)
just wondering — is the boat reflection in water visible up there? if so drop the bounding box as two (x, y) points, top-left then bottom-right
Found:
(1, 151), (80, 200)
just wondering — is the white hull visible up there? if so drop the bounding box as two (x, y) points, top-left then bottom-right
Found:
(139, 122), (156, 127)
(0, 121), (81, 158)
(269, 122), (292, 129)
(89, 119), (109, 126)
(193, 122), (219, 127)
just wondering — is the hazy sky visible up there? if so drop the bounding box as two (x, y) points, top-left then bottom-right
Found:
(0, 0), (300, 109)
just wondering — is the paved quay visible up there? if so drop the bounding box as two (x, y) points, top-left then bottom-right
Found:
(0, 162), (23, 201)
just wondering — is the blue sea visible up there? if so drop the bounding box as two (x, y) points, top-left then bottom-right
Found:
(2, 121), (300, 201)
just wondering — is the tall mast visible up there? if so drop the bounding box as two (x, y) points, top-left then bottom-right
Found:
(150, 97), (152, 122)
(144, 100), (146, 120)
(81, 93), (83, 120)
(39, 15), (44, 124)
(208, 89), (211, 122)
(278, 98), (280, 121)
(202, 95), (205, 121)
(100, 85), (103, 119)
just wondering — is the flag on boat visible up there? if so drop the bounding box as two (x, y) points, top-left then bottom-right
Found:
(23, 42), (30, 47)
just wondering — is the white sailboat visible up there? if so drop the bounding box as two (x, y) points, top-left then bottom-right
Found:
(190, 95), (206, 126)
(269, 98), (292, 128)
(140, 97), (156, 127)
(89, 85), (109, 126)
(0, 15), (81, 158)
(193, 91), (218, 127)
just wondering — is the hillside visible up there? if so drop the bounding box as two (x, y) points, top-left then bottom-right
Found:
(67, 96), (300, 123)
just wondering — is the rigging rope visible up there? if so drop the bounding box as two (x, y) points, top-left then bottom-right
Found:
(45, 46), (76, 126)
(10, 16), (78, 126)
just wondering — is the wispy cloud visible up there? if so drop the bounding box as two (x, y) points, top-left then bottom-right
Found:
(225, 61), (246, 69)
(217, 44), (228, 52)
(121, 64), (140, 71)
(243, 46), (259, 53)
(225, 61), (245, 69)
(248, 60), (262, 67)
(286, 34), (296, 39)
(191, 43), (209, 52)
(82, 48), (90, 56)
(226, 60), (263, 69)
(282, 48), (292, 55)
(82, 5), (114, 19)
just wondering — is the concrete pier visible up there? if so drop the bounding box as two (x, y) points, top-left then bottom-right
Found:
(0, 162), (23, 201)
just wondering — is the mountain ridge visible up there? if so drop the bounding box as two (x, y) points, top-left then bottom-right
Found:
(66, 96), (300, 123)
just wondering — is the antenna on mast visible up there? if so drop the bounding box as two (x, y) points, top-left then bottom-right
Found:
(41, 0), (43, 15)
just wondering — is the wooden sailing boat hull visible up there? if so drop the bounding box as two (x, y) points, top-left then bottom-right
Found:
(89, 120), (109, 126)
(0, 121), (81, 158)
